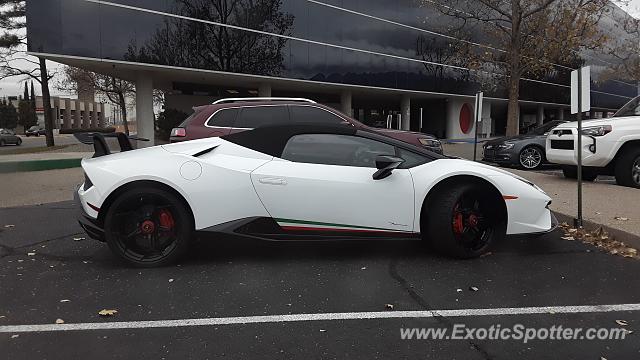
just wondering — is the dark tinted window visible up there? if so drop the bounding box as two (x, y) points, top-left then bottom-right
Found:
(528, 120), (565, 135)
(206, 108), (238, 127)
(397, 148), (428, 168)
(614, 95), (640, 117)
(236, 106), (288, 128)
(282, 134), (395, 168)
(289, 105), (346, 124)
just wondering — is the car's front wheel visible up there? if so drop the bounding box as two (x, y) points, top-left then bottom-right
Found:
(104, 187), (193, 267)
(614, 147), (640, 189)
(423, 183), (506, 258)
(519, 146), (543, 169)
(16, 138), (22, 145)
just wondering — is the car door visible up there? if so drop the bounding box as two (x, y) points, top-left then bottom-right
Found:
(251, 133), (415, 234)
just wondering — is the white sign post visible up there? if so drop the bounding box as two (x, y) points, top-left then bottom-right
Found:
(472, 91), (483, 161)
(570, 66), (590, 228)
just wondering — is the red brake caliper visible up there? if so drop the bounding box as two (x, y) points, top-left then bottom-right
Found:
(158, 209), (175, 231)
(452, 205), (464, 234)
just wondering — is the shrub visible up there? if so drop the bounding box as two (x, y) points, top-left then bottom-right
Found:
(156, 108), (189, 140)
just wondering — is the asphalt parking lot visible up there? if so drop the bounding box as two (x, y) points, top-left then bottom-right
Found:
(1, 201), (639, 359)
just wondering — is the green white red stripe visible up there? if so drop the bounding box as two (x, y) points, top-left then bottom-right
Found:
(275, 218), (411, 233)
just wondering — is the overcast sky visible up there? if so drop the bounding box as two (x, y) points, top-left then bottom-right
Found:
(1, 0), (639, 98)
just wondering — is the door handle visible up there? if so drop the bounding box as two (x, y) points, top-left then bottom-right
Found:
(258, 177), (287, 185)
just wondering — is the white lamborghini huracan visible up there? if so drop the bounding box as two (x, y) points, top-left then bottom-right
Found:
(76, 124), (556, 267)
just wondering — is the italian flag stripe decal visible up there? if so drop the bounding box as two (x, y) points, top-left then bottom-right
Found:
(275, 218), (411, 233)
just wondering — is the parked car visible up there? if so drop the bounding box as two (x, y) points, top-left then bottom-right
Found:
(483, 120), (566, 169)
(170, 97), (443, 154)
(77, 124), (554, 267)
(546, 95), (640, 188)
(0, 128), (22, 146)
(25, 126), (45, 136)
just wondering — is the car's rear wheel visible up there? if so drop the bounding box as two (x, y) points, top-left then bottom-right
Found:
(104, 187), (193, 267)
(423, 183), (505, 258)
(614, 148), (640, 189)
(519, 146), (543, 169)
(561, 166), (598, 181)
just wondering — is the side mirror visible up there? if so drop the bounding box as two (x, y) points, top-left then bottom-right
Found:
(372, 155), (405, 180)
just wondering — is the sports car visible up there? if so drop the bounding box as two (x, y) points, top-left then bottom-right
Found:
(76, 124), (556, 267)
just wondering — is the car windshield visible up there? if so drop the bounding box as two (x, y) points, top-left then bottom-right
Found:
(526, 120), (564, 135)
(28, 126), (38, 130)
(613, 95), (640, 117)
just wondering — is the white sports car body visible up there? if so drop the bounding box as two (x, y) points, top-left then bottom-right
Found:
(76, 125), (555, 266)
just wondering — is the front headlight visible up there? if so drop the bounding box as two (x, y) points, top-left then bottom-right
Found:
(418, 138), (441, 147)
(581, 125), (612, 137)
(496, 143), (515, 150)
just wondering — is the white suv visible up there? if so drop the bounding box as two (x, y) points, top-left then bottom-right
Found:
(546, 96), (640, 188)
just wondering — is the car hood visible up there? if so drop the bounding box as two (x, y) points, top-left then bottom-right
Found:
(485, 134), (537, 145)
(553, 118), (614, 129)
(370, 127), (437, 139)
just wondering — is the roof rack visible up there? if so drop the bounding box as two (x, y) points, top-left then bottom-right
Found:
(212, 97), (316, 104)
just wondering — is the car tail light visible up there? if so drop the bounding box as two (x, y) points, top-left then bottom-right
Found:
(170, 128), (186, 137)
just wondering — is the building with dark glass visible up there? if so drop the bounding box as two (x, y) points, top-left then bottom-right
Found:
(26, 0), (638, 144)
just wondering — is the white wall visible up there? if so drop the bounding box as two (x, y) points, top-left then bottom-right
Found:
(445, 98), (492, 139)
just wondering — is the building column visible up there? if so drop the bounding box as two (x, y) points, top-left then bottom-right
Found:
(258, 83), (271, 97)
(557, 108), (564, 120)
(136, 72), (155, 147)
(61, 99), (70, 129)
(98, 104), (105, 127)
(536, 105), (544, 126)
(401, 95), (410, 131)
(89, 103), (97, 127)
(340, 90), (352, 117)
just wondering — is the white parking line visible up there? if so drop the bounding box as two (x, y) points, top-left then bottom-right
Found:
(2, 303), (640, 333)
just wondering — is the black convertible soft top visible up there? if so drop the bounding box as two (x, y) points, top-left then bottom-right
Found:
(221, 123), (447, 160)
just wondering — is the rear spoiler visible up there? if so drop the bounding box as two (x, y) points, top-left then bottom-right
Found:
(73, 132), (150, 158)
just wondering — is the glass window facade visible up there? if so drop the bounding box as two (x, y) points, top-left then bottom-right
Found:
(27, 0), (636, 110)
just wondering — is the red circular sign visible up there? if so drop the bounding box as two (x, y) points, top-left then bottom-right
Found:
(459, 103), (472, 134)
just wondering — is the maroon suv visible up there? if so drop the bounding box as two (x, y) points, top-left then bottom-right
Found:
(170, 98), (443, 153)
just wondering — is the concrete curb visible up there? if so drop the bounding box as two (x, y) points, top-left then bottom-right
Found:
(553, 211), (640, 250)
(0, 158), (82, 173)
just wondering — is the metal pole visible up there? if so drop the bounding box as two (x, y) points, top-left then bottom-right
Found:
(473, 92), (481, 162)
(419, 107), (423, 132)
(576, 70), (583, 228)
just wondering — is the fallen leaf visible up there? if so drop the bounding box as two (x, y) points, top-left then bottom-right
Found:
(615, 320), (628, 326)
(60, 299), (70, 303)
(600, 357), (607, 360)
(361, 267), (367, 270)
(11, 334), (18, 339)
(384, 304), (394, 310)
(4, 224), (15, 228)
(469, 286), (479, 292)
(73, 237), (86, 241)
(561, 236), (575, 241)
(98, 309), (118, 316)
(319, 329), (326, 332)
(55, 319), (64, 324)
(614, 217), (629, 221)
(568, 228), (577, 233)
(456, 288), (463, 292)
(27, 252), (35, 256)
(168, 278), (174, 283)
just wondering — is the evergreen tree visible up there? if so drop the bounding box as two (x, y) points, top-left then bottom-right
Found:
(18, 100), (35, 129)
(0, 100), (7, 128)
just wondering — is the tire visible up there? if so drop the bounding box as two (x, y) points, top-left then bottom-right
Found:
(519, 146), (544, 169)
(562, 166), (597, 181)
(614, 147), (640, 189)
(0, 139), (5, 147)
(16, 138), (22, 145)
(104, 187), (193, 267)
(423, 183), (506, 258)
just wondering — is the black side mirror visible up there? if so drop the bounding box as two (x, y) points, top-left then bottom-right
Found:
(372, 155), (405, 180)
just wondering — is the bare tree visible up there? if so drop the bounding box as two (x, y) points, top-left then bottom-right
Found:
(0, 0), (57, 146)
(602, 10), (640, 84)
(424, 0), (609, 135)
(59, 67), (135, 135)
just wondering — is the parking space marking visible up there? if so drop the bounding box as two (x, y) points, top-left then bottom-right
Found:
(2, 303), (640, 333)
